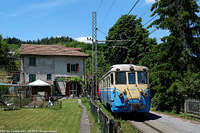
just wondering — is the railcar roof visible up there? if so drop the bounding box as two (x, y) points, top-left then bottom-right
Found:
(111, 64), (148, 71)
(100, 64), (148, 80)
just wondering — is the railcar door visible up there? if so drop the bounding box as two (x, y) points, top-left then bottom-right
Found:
(107, 75), (111, 105)
(136, 71), (150, 112)
(137, 71), (149, 94)
(127, 72), (140, 99)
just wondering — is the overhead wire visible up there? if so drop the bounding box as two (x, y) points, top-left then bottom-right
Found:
(149, 28), (158, 35)
(97, 28), (107, 35)
(86, 0), (104, 40)
(140, 7), (150, 18)
(97, 0), (103, 13)
(100, 0), (116, 28)
(116, 0), (140, 39)
(98, 0), (141, 39)
(126, 0), (160, 37)
(97, 0), (158, 40)
(142, 14), (158, 27)
(127, 0), (140, 15)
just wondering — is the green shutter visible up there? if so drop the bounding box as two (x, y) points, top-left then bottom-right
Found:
(47, 74), (51, 80)
(29, 74), (36, 82)
(29, 57), (36, 66)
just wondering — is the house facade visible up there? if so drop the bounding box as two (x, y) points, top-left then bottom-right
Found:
(19, 44), (89, 97)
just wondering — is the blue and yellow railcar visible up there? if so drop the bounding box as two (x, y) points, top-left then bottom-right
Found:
(99, 64), (150, 115)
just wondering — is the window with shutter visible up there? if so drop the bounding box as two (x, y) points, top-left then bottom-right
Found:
(29, 74), (36, 83)
(76, 64), (79, 72)
(47, 74), (51, 80)
(71, 64), (76, 72)
(66, 83), (70, 95)
(67, 64), (70, 72)
(67, 63), (79, 73)
(29, 57), (36, 66)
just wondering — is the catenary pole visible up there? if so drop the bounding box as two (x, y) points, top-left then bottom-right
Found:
(92, 12), (97, 100)
(90, 12), (131, 101)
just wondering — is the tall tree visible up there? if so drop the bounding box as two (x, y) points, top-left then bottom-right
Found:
(104, 15), (157, 66)
(149, 0), (200, 68)
(144, 0), (200, 113)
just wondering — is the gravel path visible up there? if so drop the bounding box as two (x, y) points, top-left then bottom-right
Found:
(131, 111), (200, 133)
(78, 99), (90, 133)
(150, 111), (200, 133)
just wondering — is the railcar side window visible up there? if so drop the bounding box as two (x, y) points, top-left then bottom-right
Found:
(108, 77), (110, 87)
(111, 74), (113, 85)
(128, 72), (136, 84)
(138, 72), (147, 84)
(115, 72), (126, 84)
(106, 78), (108, 88)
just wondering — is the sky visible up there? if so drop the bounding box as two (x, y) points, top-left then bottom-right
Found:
(0, 0), (169, 43)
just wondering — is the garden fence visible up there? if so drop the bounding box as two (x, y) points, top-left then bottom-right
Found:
(90, 100), (122, 133)
(0, 85), (62, 110)
(184, 99), (200, 115)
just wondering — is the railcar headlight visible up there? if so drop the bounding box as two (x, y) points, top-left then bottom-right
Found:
(119, 92), (123, 98)
(130, 66), (135, 71)
(143, 92), (148, 97)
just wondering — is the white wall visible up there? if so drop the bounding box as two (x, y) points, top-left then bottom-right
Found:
(20, 55), (86, 83)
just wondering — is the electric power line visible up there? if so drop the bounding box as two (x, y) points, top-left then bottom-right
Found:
(115, 0), (140, 40)
(127, 0), (140, 15)
(97, 0), (103, 13)
(149, 28), (158, 35)
(100, 0), (116, 28)
(140, 7), (150, 18)
(117, 14), (158, 40)
(143, 14), (158, 27)
(97, 28), (107, 35)
(86, 1), (104, 40)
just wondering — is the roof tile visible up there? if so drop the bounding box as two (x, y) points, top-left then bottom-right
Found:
(19, 44), (89, 57)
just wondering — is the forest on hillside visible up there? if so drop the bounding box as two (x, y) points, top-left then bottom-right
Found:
(0, 0), (199, 114)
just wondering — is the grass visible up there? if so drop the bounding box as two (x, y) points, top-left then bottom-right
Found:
(178, 113), (200, 122)
(97, 100), (115, 120)
(0, 99), (82, 133)
(121, 120), (138, 133)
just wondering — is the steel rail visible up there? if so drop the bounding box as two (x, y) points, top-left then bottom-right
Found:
(128, 120), (164, 133)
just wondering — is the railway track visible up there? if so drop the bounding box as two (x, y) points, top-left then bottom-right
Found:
(128, 111), (200, 133)
(130, 120), (164, 133)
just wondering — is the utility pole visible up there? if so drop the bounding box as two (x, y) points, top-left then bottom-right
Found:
(90, 12), (131, 101)
(92, 12), (97, 101)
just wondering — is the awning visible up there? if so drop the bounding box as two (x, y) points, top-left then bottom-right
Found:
(28, 79), (51, 86)
(0, 83), (19, 86)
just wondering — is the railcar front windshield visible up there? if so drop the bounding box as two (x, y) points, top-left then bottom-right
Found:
(115, 72), (126, 84)
(138, 72), (147, 84)
(128, 72), (136, 84)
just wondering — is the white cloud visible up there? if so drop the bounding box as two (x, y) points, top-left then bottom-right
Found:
(56, 35), (62, 38)
(145, 0), (155, 4)
(74, 37), (92, 44)
(0, 12), (7, 16)
(27, 0), (75, 10)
